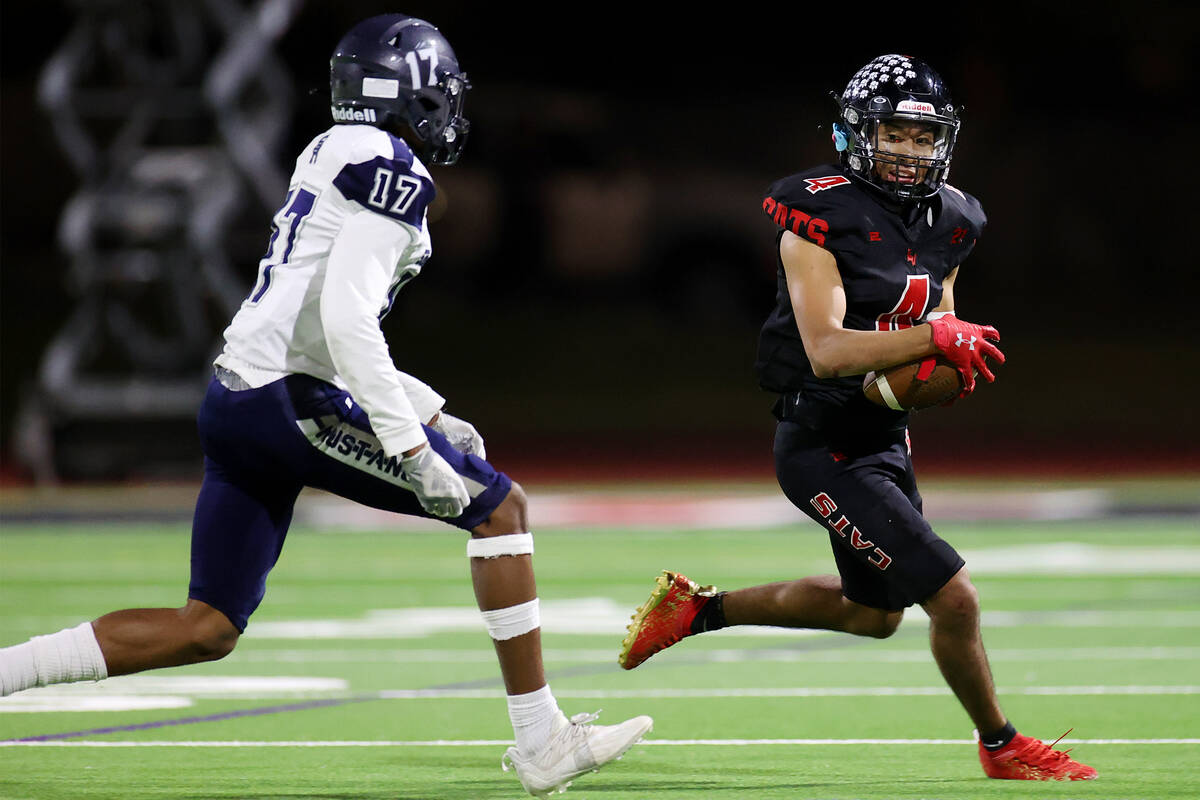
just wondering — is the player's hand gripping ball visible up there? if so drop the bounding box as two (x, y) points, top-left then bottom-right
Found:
(926, 315), (1005, 395)
(863, 356), (965, 411)
(863, 316), (1005, 410)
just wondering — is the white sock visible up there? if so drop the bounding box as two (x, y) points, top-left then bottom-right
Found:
(507, 684), (567, 754)
(0, 622), (108, 696)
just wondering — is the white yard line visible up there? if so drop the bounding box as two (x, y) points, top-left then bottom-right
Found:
(295, 488), (1127, 527)
(4, 738), (1197, 748)
(244, 604), (1200, 640)
(233, 645), (1200, 664)
(379, 686), (1200, 699)
(7, 682), (1196, 713)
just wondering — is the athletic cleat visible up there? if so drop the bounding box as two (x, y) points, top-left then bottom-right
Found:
(618, 570), (717, 670)
(501, 710), (653, 797)
(977, 729), (1098, 781)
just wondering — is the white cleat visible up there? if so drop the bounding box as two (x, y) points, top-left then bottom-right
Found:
(501, 710), (653, 797)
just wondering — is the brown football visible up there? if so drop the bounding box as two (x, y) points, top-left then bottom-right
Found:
(863, 357), (964, 411)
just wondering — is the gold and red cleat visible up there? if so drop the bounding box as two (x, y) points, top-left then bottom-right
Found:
(618, 571), (717, 670)
(978, 729), (1098, 781)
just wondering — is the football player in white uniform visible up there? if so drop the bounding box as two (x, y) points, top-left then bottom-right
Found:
(0, 14), (651, 796)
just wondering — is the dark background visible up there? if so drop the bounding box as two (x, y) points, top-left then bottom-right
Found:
(3, 1), (1198, 483)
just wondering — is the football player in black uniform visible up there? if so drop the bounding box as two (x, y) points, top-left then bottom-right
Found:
(619, 54), (1096, 781)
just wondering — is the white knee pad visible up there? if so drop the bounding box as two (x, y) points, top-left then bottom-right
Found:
(467, 532), (534, 559)
(479, 598), (540, 641)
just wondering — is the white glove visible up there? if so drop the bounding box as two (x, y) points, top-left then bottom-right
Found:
(430, 412), (486, 460)
(401, 445), (471, 518)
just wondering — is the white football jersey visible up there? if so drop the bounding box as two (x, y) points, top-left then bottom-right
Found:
(215, 124), (444, 456)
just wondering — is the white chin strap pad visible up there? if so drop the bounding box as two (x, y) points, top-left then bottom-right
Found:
(467, 532), (534, 559)
(479, 598), (540, 641)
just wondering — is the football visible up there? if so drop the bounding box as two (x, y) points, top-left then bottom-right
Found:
(862, 357), (964, 411)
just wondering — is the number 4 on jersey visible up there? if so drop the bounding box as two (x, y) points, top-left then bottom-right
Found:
(876, 274), (930, 331)
(804, 175), (851, 194)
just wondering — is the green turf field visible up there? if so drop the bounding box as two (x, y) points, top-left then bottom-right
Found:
(1, 507), (1198, 799)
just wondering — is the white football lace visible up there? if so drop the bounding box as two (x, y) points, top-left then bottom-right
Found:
(567, 710), (601, 726)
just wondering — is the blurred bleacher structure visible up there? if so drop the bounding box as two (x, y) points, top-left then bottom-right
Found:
(10, 0), (302, 482)
(2, 1), (1197, 486)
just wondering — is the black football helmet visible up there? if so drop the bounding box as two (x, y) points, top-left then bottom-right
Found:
(832, 54), (959, 201)
(330, 14), (471, 165)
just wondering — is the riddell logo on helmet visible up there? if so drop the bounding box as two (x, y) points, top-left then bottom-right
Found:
(331, 106), (377, 123)
(897, 100), (935, 114)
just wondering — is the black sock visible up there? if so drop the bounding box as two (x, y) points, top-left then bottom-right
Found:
(980, 721), (1017, 751)
(689, 592), (728, 634)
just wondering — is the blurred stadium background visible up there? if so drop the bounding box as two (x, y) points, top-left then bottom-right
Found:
(1, 2), (1197, 489)
(2, 5), (1198, 798)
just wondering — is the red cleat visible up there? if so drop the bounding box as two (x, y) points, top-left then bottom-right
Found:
(618, 571), (717, 670)
(978, 729), (1098, 781)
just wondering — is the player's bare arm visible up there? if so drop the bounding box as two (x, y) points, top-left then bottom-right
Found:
(780, 230), (938, 378)
(932, 266), (958, 313)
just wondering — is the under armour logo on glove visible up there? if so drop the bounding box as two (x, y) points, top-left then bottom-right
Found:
(928, 316), (1005, 397)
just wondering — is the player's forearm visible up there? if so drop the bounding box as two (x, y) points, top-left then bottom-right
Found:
(804, 324), (936, 379)
(396, 372), (445, 424)
(324, 322), (428, 455)
(329, 352), (428, 457)
(322, 219), (428, 456)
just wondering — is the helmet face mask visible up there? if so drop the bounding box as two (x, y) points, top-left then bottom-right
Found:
(857, 117), (955, 193)
(834, 55), (960, 201)
(404, 72), (470, 159)
(330, 15), (471, 165)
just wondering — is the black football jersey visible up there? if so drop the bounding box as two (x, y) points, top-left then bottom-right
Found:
(756, 164), (986, 440)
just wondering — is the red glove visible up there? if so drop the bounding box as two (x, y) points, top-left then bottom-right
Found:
(927, 315), (1005, 396)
